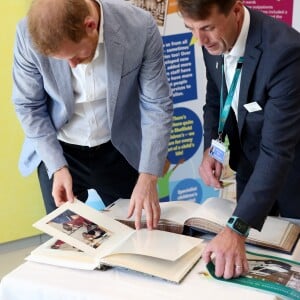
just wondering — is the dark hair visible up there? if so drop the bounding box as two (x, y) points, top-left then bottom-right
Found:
(177, 0), (237, 20)
(28, 0), (90, 55)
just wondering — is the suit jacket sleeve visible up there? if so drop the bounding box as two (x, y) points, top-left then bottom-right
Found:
(12, 19), (67, 177)
(136, 15), (173, 176)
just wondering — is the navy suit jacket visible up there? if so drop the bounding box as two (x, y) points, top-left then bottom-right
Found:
(12, 0), (173, 178)
(203, 9), (300, 229)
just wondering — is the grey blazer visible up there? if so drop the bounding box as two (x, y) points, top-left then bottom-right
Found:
(203, 8), (300, 229)
(12, 0), (173, 178)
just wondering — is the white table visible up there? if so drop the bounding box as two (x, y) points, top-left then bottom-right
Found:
(2, 232), (300, 300)
(0, 257), (281, 300)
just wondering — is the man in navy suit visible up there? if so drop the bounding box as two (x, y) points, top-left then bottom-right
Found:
(177, 0), (300, 278)
(12, 0), (173, 229)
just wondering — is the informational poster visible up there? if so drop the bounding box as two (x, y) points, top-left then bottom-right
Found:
(244, 0), (293, 26)
(154, 0), (218, 203)
(163, 33), (197, 103)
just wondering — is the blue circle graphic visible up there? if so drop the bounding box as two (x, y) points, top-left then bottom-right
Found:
(167, 107), (202, 164)
(171, 178), (203, 203)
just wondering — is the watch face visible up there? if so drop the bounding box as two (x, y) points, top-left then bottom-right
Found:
(233, 218), (248, 234)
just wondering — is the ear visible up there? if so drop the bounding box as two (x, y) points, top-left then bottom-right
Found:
(233, 1), (243, 15)
(84, 16), (97, 35)
(232, 1), (244, 20)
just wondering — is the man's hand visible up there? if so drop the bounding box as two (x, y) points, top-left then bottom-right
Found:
(52, 166), (75, 208)
(203, 227), (249, 279)
(127, 173), (160, 230)
(199, 148), (223, 189)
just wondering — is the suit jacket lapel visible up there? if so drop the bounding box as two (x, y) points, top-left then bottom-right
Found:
(103, 8), (125, 128)
(105, 38), (124, 128)
(217, 55), (226, 94)
(238, 10), (263, 137)
(49, 59), (74, 126)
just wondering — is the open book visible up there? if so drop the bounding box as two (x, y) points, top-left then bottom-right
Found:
(206, 251), (300, 300)
(103, 197), (300, 254)
(27, 199), (203, 283)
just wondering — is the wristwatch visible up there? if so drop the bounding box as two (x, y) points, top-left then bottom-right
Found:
(226, 216), (250, 237)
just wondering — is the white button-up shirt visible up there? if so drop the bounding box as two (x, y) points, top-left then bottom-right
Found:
(223, 7), (250, 119)
(57, 1), (110, 147)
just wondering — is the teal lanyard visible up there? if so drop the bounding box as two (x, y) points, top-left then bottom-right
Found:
(218, 56), (244, 139)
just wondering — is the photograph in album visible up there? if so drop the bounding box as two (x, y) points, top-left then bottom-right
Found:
(46, 210), (112, 250)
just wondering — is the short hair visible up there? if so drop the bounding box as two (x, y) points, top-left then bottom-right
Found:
(177, 0), (237, 20)
(27, 0), (90, 56)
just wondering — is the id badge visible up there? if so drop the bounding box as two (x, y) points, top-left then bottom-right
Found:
(209, 139), (226, 164)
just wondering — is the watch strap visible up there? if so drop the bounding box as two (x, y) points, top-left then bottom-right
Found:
(226, 215), (250, 237)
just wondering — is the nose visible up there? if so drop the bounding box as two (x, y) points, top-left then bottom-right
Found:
(193, 29), (208, 46)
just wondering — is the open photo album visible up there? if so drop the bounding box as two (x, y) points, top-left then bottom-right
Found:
(27, 199), (203, 283)
(103, 197), (300, 254)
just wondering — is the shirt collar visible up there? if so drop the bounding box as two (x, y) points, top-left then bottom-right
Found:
(94, 0), (104, 44)
(226, 6), (250, 58)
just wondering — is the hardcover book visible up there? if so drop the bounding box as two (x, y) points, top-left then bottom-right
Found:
(103, 197), (300, 254)
(27, 199), (203, 283)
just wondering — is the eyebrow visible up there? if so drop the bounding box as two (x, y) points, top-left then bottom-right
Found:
(184, 23), (211, 31)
